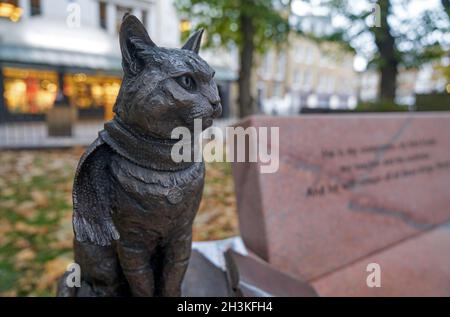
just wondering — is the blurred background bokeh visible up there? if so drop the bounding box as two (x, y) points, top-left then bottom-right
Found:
(0, 0), (448, 296)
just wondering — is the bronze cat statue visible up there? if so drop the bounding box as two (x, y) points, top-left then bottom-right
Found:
(57, 14), (221, 297)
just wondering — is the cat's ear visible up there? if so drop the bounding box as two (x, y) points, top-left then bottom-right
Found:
(119, 13), (156, 76)
(181, 29), (204, 54)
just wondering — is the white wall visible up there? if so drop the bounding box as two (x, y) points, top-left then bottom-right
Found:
(2, 0), (181, 54)
(151, 0), (180, 47)
(18, 0), (180, 45)
(40, 0), (98, 27)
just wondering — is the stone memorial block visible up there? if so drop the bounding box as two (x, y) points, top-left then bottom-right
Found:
(312, 220), (450, 296)
(231, 113), (450, 282)
(224, 250), (318, 297)
(181, 250), (230, 297)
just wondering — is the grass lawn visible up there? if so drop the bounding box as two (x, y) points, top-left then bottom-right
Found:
(0, 148), (238, 296)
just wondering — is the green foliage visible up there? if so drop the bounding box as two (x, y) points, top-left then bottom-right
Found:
(415, 93), (450, 111)
(175, 0), (291, 53)
(355, 101), (409, 112)
(301, 0), (450, 69)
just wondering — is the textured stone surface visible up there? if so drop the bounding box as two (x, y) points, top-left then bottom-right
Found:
(312, 221), (450, 296)
(182, 250), (230, 297)
(225, 250), (318, 297)
(231, 113), (450, 283)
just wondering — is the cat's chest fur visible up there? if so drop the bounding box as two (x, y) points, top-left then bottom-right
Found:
(110, 153), (204, 201)
(109, 153), (204, 236)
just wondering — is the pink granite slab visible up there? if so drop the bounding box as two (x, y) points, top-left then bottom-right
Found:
(312, 221), (450, 296)
(231, 113), (450, 282)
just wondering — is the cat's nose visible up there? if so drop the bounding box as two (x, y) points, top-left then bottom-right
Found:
(211, 100), (221, 109)
(210, 100), (222, 117)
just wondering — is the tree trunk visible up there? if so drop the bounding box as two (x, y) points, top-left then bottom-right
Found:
(379, 57), (398, 102)
(238, 13), (256, 118)
(442, 0), (450, 20)
(373, 0), (398, 103)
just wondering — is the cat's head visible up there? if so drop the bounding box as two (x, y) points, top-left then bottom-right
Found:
(114, 14), (222, 139)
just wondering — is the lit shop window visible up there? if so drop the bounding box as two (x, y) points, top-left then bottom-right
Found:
(3, 67), (58, 114)
(64, 73), (121, 110)
(180, 19), (191, 33)
(0, 1), (22, 22)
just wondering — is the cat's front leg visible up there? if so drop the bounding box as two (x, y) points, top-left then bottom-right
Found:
(73, 239), (125, 297)
(117, 239), (157, 296)
(159, 229), (193, 297)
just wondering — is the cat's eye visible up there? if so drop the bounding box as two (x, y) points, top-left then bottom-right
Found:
(176, 75), (196, 91)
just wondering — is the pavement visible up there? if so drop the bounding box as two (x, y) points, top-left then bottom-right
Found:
(0, 119), (236, 149)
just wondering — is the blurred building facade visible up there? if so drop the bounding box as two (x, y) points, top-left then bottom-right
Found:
(0, 0), (235, 123)
(257, 34), (358, 115)
(359, 61), (449, 106)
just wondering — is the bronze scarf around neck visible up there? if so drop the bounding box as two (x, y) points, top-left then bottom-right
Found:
(100, 118), (198, 171)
